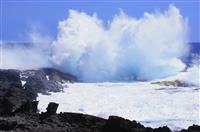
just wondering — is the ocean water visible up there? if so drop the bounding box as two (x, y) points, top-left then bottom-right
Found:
(38, 81), (199, 131)
(37, 53), (200, 131)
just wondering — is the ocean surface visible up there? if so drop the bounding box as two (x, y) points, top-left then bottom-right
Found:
(38, 81), (199, 131)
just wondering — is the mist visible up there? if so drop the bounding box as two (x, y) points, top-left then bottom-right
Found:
(1, 5), (190, 82)
(0, 30), (52, 70)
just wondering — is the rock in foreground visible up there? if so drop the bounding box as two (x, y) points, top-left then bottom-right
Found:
(0, 102), (199, 132)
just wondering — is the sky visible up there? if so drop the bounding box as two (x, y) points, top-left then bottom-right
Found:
(1, 0), (200, 42)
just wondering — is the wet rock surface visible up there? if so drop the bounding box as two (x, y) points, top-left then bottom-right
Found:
(0, 69), (199, 132)
(23, 70), (63, 100)
(20, 68), (77, 83)
(151, 80), (195, 87)
(20, 68), (77, 100)
(42, 68), (77, 83)
(0, 70), (21, 96)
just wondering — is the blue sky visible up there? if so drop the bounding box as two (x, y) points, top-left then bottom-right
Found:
(1, 0), (199, 42)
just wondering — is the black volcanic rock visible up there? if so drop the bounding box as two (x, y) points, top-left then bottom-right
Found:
(20, 69), (37, 82)
(42, 68), (77, 83)
(46, 102), (59, 115)
(0, 70), (32, 114)
(58, 112), (106, 132)
(0, 120), (17, 131)
(0, 101), (199, 132)
(103, 116), (146, 132)
(20, 68), (77, 83)
(151, 80), (195, 87)
(0, 69), (21, 96)
(15, 101), (39, 113)
(24, 70), (63, 100)
(0, 69), (64, 114)
(153, 126), (171, 132)
(188, 125), (200, 132)
(40, 102), (59, 120)
(0, 87), (32, 114)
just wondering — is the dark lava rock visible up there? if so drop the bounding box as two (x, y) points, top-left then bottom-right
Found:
(0, 69), (63, 114)
(0, 70), (33, 114)
(153, 126), (171, 132)
(15, 101), (39, 113)
(20, 68), (77, 83)
(24, 70), (63, 100)
(103, 116), (145, 132)
(58, 112), (106, 132)
(20, 70), (37, 82)
(46, 102), (59, 115)
(40, 102), (59, 120)
(0, 87), (31, 114)
(151, 80), (195, 87)
(188, 125), (200, 132)
(103, 116), (132, 132)
(0, 101), (199, 132)
(0, 69), (21, 96)
(42, 68), (77, 83)
(180, 125), (200, 132)
(20, 68), (77, 100)
(0, 120), (17, 131)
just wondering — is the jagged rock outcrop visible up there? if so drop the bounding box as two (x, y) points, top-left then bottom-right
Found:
(20, 70), (36, 82)
(180, 125), (200, 132)
(0, 70), (32, 114)
(15, 101), (39, 113)
(20, 68), (77, 83)
(0, 70), (21, 96)
(0, 120), (17, 131)
(20, 68), (77, 100)
(102, 116), (145, 132)
(40, 102), (59, 120)
(24, 70), (63, 100)
(42, 68), (77, 83)
(187, 125), (200, 132)
(153, 126), (171, 132)
(151, 80), (195, 87)
(1, 87), (31, 114)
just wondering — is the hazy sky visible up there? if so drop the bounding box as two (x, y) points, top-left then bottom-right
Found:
(1, 0), (199, 42)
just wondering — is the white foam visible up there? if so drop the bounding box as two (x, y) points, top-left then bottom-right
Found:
(38, 82), (199, 130)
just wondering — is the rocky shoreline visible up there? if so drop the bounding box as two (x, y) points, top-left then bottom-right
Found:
(0, 69), (199, 132)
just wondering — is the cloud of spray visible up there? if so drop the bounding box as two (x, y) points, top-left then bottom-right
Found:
(51, 5), (189, 82)
(0, 27), (52, 70)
